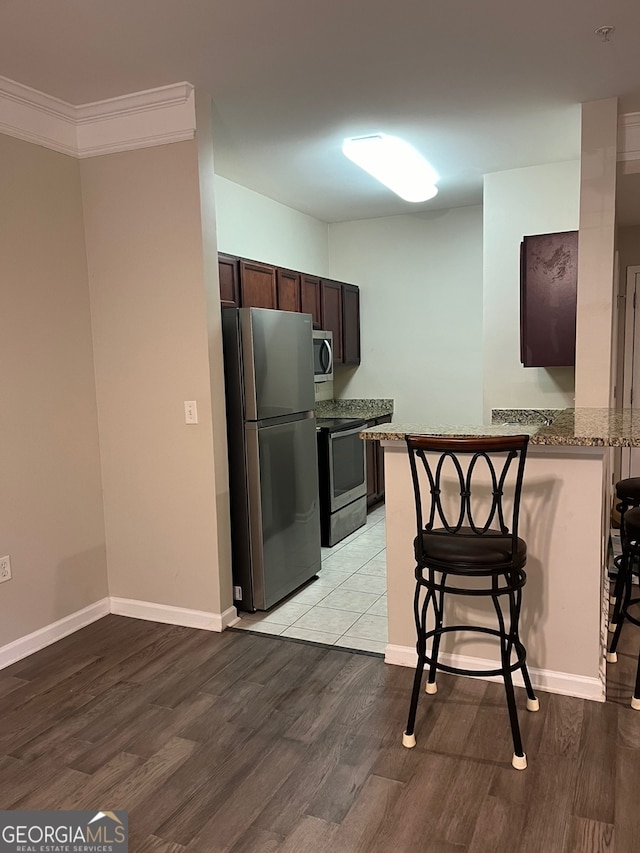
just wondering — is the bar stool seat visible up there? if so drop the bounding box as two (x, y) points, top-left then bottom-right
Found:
(402, 434), (539, 771)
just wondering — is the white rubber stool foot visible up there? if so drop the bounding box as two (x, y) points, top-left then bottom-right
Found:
(512, 753), (527, 771)
(611, 596), (617, 606)
(608, 621), (617, 632)
(402, 732), (417, 748)
(425, 681), (438, 694)
(631, 696), (640, 711)
(526, 697), (540, 712)
(606, 651), (618, 663)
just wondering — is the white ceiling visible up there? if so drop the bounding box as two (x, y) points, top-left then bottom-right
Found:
(1, 0), (640, 222)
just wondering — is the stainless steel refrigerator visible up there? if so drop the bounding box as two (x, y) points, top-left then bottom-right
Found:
(222, 307), (321, 611)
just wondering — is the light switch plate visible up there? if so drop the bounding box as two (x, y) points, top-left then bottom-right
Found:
(184, 401), (198, 424)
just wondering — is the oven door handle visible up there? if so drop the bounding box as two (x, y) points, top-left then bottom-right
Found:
(327, 425), (363, 441)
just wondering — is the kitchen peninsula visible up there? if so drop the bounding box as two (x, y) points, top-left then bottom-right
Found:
(361, 408), (640, 702)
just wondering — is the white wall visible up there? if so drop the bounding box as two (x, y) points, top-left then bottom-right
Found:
(214, 175), (329, 275)
(328, 207), (483, 423)
(483, 161), (580, 421)
(574, 98), (618, 408)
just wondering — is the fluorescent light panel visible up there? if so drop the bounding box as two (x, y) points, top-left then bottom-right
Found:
(342, 134), (438, 203)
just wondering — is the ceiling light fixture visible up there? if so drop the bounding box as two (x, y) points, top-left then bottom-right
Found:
(342, 134), (438, 203)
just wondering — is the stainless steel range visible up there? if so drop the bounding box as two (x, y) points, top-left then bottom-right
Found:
(316, 417), (367, 547)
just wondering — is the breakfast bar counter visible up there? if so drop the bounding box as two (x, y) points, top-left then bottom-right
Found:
(360, 407), (639, 702)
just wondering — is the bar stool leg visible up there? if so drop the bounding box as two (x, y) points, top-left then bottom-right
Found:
(425, 572), (445, 695)
(403, 583), (429, 748)
(492, 584), (526, 769)
(632, 652), (640, 711)
(511, 585), (539, 711)
(608, 559), (634, 663)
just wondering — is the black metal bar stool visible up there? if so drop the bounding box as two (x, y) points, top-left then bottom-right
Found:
(610, 478), (640, 633)
(607, 505), (640, 709)
(402, 434), (539, 770)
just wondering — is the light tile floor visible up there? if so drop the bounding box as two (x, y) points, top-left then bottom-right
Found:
(234, 504), (388, 654)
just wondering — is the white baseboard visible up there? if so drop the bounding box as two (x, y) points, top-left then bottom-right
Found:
(0, 598), (239, 671)
(0, 598), (110, 671)
(385, 644), (605, 702)
(109, 597), (239, 632)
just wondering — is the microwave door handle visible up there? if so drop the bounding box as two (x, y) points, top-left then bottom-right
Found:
(323, 339), (333, 373)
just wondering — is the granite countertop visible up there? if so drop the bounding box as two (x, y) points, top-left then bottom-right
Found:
(359, 408), (640, 447)
(315, 398), (394, 420)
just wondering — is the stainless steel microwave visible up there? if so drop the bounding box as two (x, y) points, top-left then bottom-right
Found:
(312, 330), (333, 383)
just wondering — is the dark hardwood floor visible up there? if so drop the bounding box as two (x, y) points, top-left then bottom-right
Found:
(1, 613), (638, 852)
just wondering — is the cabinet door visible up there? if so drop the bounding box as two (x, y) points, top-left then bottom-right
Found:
(218, 254), (240, 308)
(520, 231), (578, 367)
(321, 280), (344, 364)
(301, 275), (322, 327)
(276, 269), (301, 312)
(342, 283), (361, 365)
(240, 260), (277, 309)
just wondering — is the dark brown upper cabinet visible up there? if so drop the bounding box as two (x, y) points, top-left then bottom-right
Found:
(239, 260), (277, 309)
(218, 254), (240, 308)
(320, 279), (344, 364)
(342, 283), (361, 365)
(276, 269), (301, 312)
(300, 274), (322, 327)
(520, 230), (578, 368)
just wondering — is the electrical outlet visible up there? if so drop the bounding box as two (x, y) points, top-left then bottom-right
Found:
(184, 400), (198, 424)
(0, 556), (11, 583)
(233, 585), (242, 600)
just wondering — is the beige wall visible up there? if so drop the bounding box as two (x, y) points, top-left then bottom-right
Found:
(195, 92), (233, 612)
(81, 139), (229, 615)
(0, 134), (107, 646)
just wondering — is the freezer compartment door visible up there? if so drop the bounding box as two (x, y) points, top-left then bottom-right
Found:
(241, 307), (315, 420)
(246, 415), (321, 610)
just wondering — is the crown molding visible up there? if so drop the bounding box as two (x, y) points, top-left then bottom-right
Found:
(618, 112), (640, 162)
(0, 76), (196, 158)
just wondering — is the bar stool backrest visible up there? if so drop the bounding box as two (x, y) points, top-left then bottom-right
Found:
(405, 434), (529, 560)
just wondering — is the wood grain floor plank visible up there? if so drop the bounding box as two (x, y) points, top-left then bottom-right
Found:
(62, 751), (144, 810)
(516, 753), (577, 853)
(565, 817), (614, 853)
(614, 745), (640, 853)
(126, 723), (260, 848)
(252, 723), (357, 836)
(182, 740), (305, 852)
(467, 794), (525, 853)
(330, 773), (405, 853)
(276, 815), (340, 853)
(228, 828), (284, 853)
(0, 739), (89, 808)
(538, 691), (584, 757)
(94, 735), (198, 811)
(572, 699), (617, 824)
(10, 681), (138, 760)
